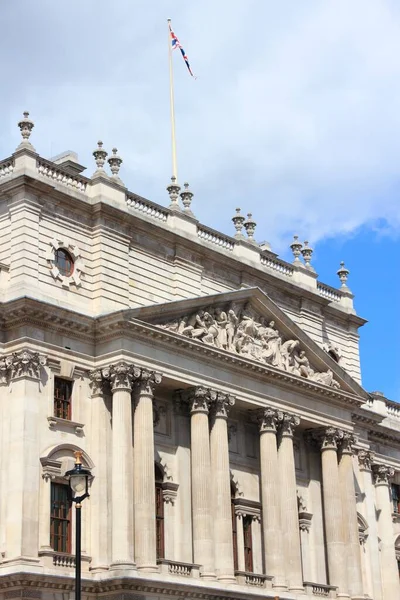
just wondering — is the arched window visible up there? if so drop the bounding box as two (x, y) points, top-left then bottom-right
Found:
(231, 484), (238, 571)
(55, 248), (74, 277)
(155, 464), (164, 559)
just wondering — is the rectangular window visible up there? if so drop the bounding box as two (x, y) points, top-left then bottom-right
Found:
(155, 483), (164, 559)
(54, 378), (73, 420)
(50, 483), (71, 553)
(392, 483), (400, 514)
(243, 516), (253, 573)
(231, 501), (238, 571)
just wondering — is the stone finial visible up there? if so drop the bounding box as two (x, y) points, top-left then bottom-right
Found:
(337, 261), (349, 288)
(93, 141), (108, 172)
(167, 176), (181, 210)
(301, 240), (313, 269)
(244, 213), (257, 243)
(17, 111), (35, 150)
(232, 208), (245, 238)
(108, 147), (124, 184)
(290, 235), (303, 263)
(180, 182), (194, 215)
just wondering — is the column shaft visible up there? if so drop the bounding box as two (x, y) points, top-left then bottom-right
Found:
(373, 466), (400, 600)
(189, 388), (215, 578)
(210, 394), (235, 582)
(236, 514), (246, 572)
(258, 408), (286, 591)
(278, 414), (303, 591)
(338, 436), (363, 599)
(319, 428), (349, 598)
(134, 370), (161, 571)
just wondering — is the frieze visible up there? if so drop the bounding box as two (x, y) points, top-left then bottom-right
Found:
(158, 303), (340, 388)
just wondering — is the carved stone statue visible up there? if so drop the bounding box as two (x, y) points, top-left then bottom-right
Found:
(158, 303), (340, 389)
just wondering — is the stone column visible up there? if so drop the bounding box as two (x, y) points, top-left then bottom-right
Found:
(338, 434), (363, 600)
(0, 359), (10, 555)
(235, 513), (246, 572)
(102, 361), (135, 569)
(187, 387), (215, 579)
(38, 474), (52, 551)
(298, 512), (313, 582)
(88, 370), (109, 571)
(277, 412), (303, 592)
(373, 465), (400, 600)
(316, 427), (349, 598)
(5, 350), (46, 562)
(358, 450), (382, 600)
(133, 369), (162, 571)
(209, 392), (236, 582)
(258, 407), (286, 591)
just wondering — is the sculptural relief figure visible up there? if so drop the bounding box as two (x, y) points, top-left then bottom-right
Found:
(159, 303), (340, 389)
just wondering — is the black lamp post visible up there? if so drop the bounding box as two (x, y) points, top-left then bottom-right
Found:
(66, 451), (91, 600)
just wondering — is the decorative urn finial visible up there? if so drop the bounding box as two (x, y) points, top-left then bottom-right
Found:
(180, 182), (194, 215)
(108, 147), (123, 184)
(93, 141), (108, 172)
(17, 111), (35, 150)
(244, 213), (257, 243)
(337, 261), (350, 288)
(167, 176), (181, 210)
(301, 240), (314, 269)
(290, 235), (303, 263)
(232, 208), (245, 238)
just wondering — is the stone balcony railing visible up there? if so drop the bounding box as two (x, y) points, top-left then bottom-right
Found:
(235, 571), (273, 588)
(38, 549), (91, 571)
(37, 157), (89, 193)
(304, 581), (337, 597)
(0, 157), (14, 179)
(157, 559), (200, 578)
(365, 392), (400, 422)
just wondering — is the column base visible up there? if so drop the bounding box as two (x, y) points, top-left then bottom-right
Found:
(137, 564), (159, 573)
(110, 560), (136, 570)
(272, 577), (287, 592)
(289, 585), (305, 594)
(90, 565), (110, 573)
(201, 571), (217, 580)
(217, 574), (237, 584)
(336, 594), (350, 599)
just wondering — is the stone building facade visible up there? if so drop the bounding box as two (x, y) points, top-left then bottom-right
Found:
(0, 113), (399, 600)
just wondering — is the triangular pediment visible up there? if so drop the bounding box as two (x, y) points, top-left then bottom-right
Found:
(128, 287), (367, 397)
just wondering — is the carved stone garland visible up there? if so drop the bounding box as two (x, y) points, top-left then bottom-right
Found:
(158, 303), (340, 389)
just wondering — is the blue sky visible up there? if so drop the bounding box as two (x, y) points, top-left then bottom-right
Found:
(0, 1), (399, 398)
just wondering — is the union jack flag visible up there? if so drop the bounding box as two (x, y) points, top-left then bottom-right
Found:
(169, 22), (195, 78)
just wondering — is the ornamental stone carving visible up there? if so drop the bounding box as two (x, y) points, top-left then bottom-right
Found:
(46, 238), (85, 288)
(372, 464), (395, 485)
(89, 369), (104, 396)
(311, 427), (344, 450)
(340, 432), (357, 455)
(178, 386), (217, 414)
(5, 350), (46, 380)
(357, 450), (375, 472)
(279, 412), (301, 437)
(136, 369), (162, 396)
(257, 407), (284, 433)
(102, 361), (137, 391)
(158, 302), (340, 389)
(209, 393), (236, 419)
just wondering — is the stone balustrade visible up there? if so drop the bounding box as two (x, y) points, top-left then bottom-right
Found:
(0, 158), (14, 179)
(304, 581), (337, 597)
(197, 225), (235, 251)
(126, 193), (169, 222)
(260, 254), (294, 277)
(317, 282), (342, 303)
(157, 559), (200, 578)
(37, 158), (88, 193)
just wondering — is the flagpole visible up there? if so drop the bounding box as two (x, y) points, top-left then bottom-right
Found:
(167, 18), (178, 181)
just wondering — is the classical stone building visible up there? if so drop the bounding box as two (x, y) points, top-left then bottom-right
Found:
(0, 112), (399, 600)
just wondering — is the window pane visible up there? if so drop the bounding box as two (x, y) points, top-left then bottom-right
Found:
(50, 483), (71, 553)
(54, 378), (72, 420)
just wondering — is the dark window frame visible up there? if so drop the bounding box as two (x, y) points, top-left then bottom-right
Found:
(50, 482), (72, 553)
(392, 483), (400, 514)
(54, 377), (73, 420)
(243, 515), (254, 573)
(155, 465), (165, 559)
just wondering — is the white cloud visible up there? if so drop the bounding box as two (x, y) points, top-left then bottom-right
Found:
(1, 0), (400, 252)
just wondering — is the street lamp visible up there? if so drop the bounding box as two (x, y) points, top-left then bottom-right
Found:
(66, 451), (91, 600)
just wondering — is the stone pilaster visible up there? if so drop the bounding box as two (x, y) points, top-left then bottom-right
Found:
(185, 386), (215, 579)
(357, 451), (382, 600)
(258, 407), (286, 591)
(5, 350), (46, 562)
(277, 412), (303, 592)
(338, 433), (363, 600)
(102, 361), (136, 569)
(133, 368), (162, 571)
(314, 427), (349, 598)
(209, 392), (236, 582)
(372, 465), (400, 600)
(88, 370), (109, 571)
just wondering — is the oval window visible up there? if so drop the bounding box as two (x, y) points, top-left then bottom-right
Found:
(55, 249), (74, 277)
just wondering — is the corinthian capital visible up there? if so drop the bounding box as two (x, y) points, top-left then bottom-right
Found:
(357, 450), (374, 472)
(102, 361), (136, 392)
(89, 369), (104, 396)
(7, 350), (46, 380)
(339, 432), (357, 455)
(210, 392), (236, 419)
(279, 412), (301, 437)
(179, 386), (217, 414)
(257, 407), (283, 433)
(0, 358), (9, 384)
(136, 369), (162, 395)
(311, 426), (344, 450)
(372, 464), (395, 485)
